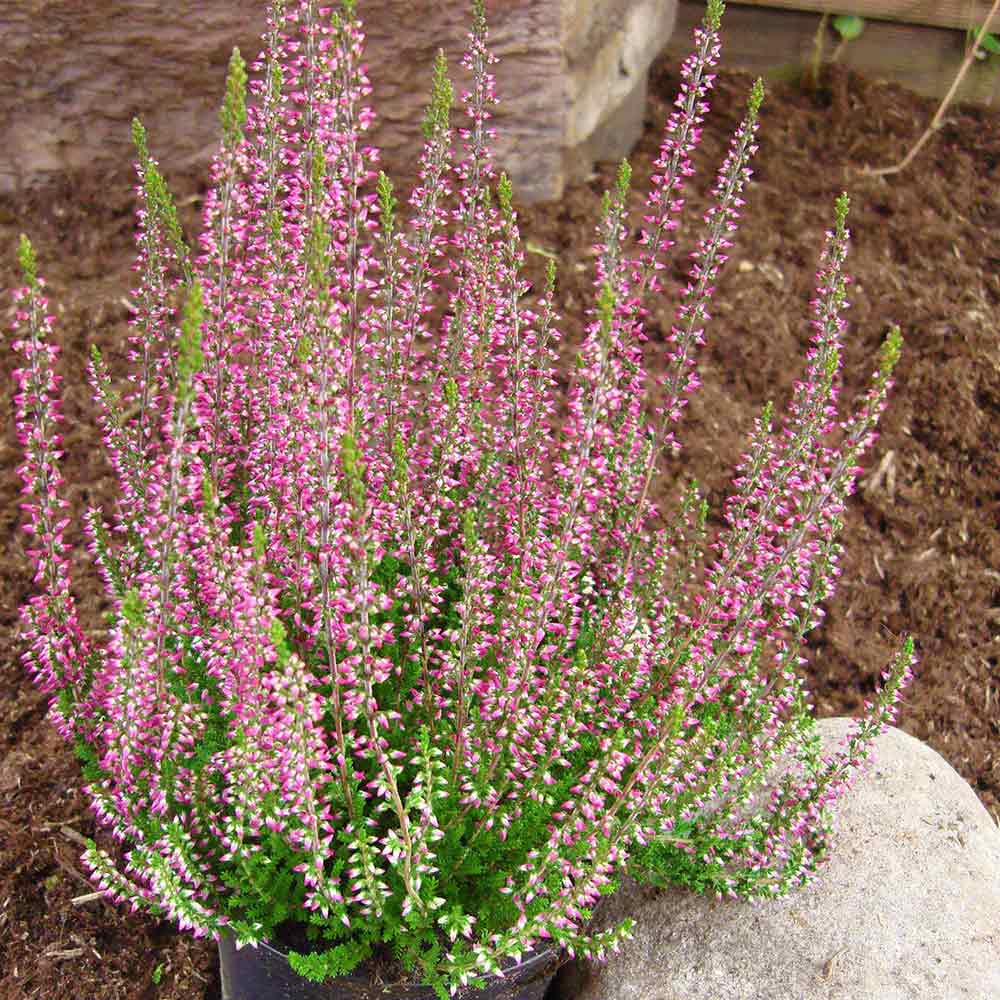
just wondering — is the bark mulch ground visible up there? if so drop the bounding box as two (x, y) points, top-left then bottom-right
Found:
(1, 57), (997, 1000)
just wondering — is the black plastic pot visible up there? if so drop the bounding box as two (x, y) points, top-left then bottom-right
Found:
(218, 933), (561, 1000)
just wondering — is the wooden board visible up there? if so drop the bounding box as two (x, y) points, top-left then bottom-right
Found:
(731, 0), (1000, 32)
(668, 1), (1000, 105)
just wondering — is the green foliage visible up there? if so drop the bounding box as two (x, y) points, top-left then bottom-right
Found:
(376, 171), (397, 233)
(880, 325), (903, 376)
(616, 158), (632, 200)
(705, 0), (725, 32)
(220, 828), (310, 939)
(972, 28), (1000, 56)
(833, 190), (850, 228)
(288, 937), (374, 981)
(471, 0), (486, 36)
(131, 117), (191, 280)
(341, 431), (366, 510)
(628, 732), (826, 899)
(831, 14), (865, 42)
(176, 282), (206, 406)
(72, 732), (106, 786)
(220, 48), (249, 151)
(121, 588), (146, 627)
(17, 234), (38, 288)
(497, 172), (514, 221)
(596, 281), (616, 340)
(422, 50), (454, 139)
(629, 822), (745, 896)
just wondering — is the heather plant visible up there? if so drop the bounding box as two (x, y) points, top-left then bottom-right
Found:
(10, 0), (914, 995)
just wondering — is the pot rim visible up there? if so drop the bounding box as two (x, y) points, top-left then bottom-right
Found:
(219, 930), (562, 988)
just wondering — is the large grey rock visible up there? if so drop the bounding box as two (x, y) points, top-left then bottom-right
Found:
(558, 718), (1000, 1000)
(0, 0), (678, 202)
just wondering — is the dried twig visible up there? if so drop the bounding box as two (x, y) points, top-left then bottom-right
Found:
(863, 0), (1000, 177)
(42, 946), (85, 960)
(59, 825), (90, 848)
(70, 891), (105, 907)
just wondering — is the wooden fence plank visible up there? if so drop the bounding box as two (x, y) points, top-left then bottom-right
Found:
(732, 0), (1000, 32)
(668, 1), (1000, 105)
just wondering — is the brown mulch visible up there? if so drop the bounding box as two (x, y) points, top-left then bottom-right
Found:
(1, 56), (998, 999)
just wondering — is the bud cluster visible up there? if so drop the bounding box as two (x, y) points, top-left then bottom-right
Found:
(9, 0), (913, 994)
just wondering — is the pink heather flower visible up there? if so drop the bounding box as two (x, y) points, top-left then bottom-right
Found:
(8, 0), (914, 988)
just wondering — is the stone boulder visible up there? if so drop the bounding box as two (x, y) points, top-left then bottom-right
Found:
(0, 0), (678, 202)
(555, 717), (1000, 1000)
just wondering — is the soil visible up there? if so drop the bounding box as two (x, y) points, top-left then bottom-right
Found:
(1, 55), (998, 1000)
